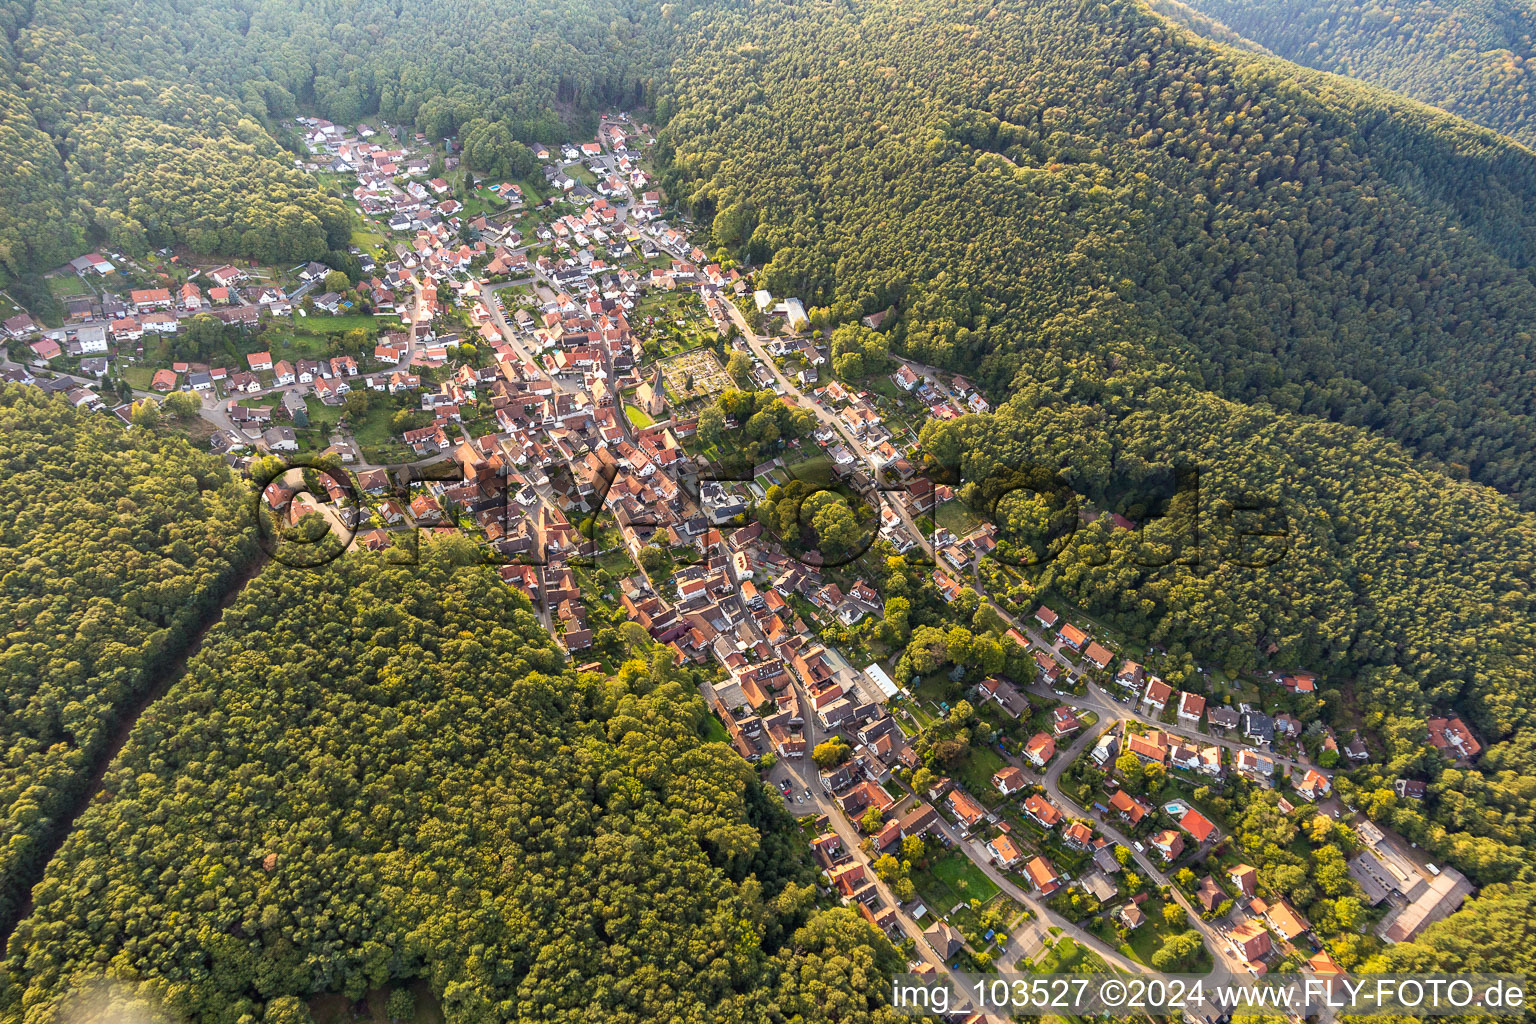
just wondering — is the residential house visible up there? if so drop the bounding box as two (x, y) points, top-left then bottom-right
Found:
(1196, 876), (1226, 914)
(1150, 829), (1185, 862)
(1114, 660), (1145, 689)
(992, 766), (1027, 797)
(1143, 677), (1173, 712)
(1264, 899), (1311, 943)
(986, 834), (1024, 869)
(1178, 808), (1217, 845)
(1229, 918), (1273, 970)
(1058, 623), (1087, 651)
(131, 288), (172, 310)
(1023, 856), (1061, 896)
(1294, 768), (1331, 801)
(1242, 709), (1275, 745)
(1177, 690), (1206, 723)
(1082, 641), (1113, 671)
(1427, 716), (1481, 760)
(1208, 706), (1240, 731)
(923, 921), (965, 960)
(1052, 706), (1082, 738)
(946, 789), (986, 833)
(898, 802), (940, 839)
(1109, 790), (1149, 825)
(1125, 730), (1168, 766)
(1023, 794), (1063, 830)
(1236, 749), (1276, 779)
(1023, 732), (1055, 768)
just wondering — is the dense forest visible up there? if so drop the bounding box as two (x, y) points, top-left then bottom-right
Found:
(920, 355), (1536, 884)
(0, 552), (907, 1024)
(0, 0), (674, 287)
(9, 0), (1536, 1000)
(659, 0), (1536, 511)
(0, 387), (256, 931)
(650, 0), (1536, 971)
(1169, 0), (1536, 148)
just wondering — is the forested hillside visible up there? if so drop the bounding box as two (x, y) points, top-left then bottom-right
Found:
(1, 552), (906, 1024)
(0, 17), (76, 289)
(0, 386), (256, 931)
(1169, 0), (1536, 148)
(660, 0), (1536, 510)
(651, 0), (1536, 962)
(919, 357), (1536, 884)
(0, 0), (674, 286)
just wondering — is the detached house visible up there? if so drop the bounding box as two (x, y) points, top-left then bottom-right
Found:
(1023, 732), (1055, 768)
(1023, 794), (1063, 829)
(1229, 918), (1272, 970)
(987, 834), (1024, 869)
(1058, 623), (1087, 651)
(1294, 768), (1331, 801)
(1082, 641), (1113, 671)
(1427, 716), (1481, 760)
(1143, 677), (1173, 711)
(946, 789), (986, 833)
(1023, 856), (1061, 896)
(1126, 730), (1168, 766)
(1052, 706), (1081, 737)
(1115, 660), (1145, 689)
(992, 766), (1027, 797)
(1150, 829), (1185, 862)
(1110, 790), (1149, 825)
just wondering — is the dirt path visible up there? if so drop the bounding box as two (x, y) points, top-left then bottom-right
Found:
(0, 550), (271, 949)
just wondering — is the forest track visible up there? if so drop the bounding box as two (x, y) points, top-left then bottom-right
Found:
(0, 550), (272, 949)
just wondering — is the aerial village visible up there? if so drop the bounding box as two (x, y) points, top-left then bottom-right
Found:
(0, 111), (1486, 1021)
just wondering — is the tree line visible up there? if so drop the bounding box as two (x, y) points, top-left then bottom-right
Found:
(1, 549), (912, 1024)
(1170, 0), (1536, 148)
(0, 386), (257, 929)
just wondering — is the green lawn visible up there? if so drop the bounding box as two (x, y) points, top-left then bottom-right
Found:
(701, 713), (730, 744)
(956, 745), (1009, 806)
(304, 397), (345, 432)
(787, 455), (834, 487)
(624, 404), (655, 427)
(307, 312), (398, 333)
(916, 849), (1001, 912)
(122, 366), (155, 391)
(936, 499), (984, 538)
(350, 226), (388, 251)
(1117, 898), (1211, 971)
(351, 399), (418, 464)
(47, 274), (88, 299)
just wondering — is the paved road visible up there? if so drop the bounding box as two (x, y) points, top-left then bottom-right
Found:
(713, 292), (1314, 975)
(719, 296), (935, 558)
(1035, 719), (1249, 977)
(931, 811), (1151, 975)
